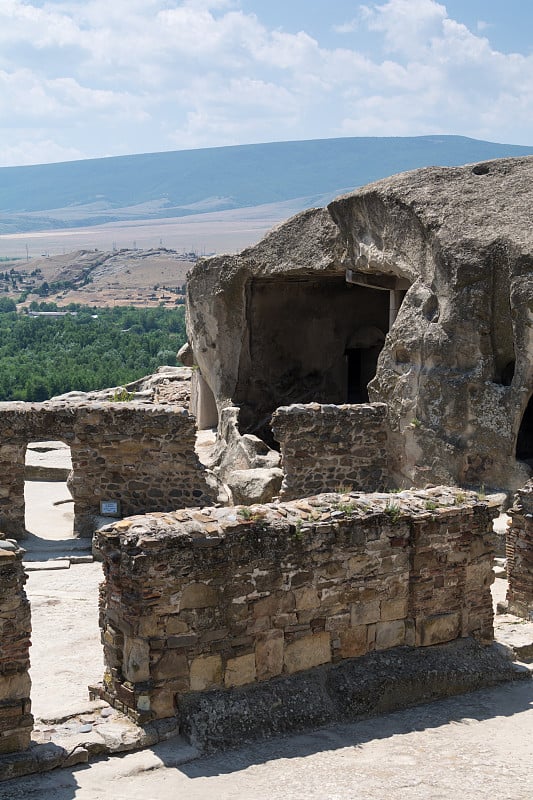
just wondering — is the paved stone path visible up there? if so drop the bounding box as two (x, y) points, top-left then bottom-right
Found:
(1, 677), (532, 799)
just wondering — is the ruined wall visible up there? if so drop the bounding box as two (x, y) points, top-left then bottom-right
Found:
(0, 538), (32, 754)
(271, 402), (391, 500)
(0, 402), (214, 537)
(95, 488), (495, 723)
(507, 480), (533, 618)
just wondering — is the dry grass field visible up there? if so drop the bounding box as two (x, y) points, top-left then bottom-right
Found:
(0, 200), (299, 260)
(0, 203), (298, 307)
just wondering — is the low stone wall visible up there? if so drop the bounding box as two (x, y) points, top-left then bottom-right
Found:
(94, 487), (496, 723)
(271, 403), (391, 500)
(0, 538), (32, 754)
(507, 480), (533, 618)
(0, 401), (214, 537)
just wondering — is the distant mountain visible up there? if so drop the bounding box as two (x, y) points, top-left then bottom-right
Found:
(1, 135), (532, 234)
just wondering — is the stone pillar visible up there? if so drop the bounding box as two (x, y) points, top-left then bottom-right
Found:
(0, 445), (26, 539)
(0, 538), (33, 753)
(507, 480), (533, 619)
(191, 371), (218, 430)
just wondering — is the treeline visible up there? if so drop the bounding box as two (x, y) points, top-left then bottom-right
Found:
(0, 303), (186, 401)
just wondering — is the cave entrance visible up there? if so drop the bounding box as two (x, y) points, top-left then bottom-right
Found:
(516, 396), (533, 466)
(234, 274), (395, 440)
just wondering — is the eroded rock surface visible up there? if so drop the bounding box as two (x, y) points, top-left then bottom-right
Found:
(187, 157), (533, 494)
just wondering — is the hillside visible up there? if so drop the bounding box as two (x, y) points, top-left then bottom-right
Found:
(1, 248), (194, 308)
(1, 135), (532, 234)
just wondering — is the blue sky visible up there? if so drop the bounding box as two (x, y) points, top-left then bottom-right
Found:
(0, 0), (531, 167)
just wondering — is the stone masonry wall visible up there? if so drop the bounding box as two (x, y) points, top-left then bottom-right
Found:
(95, 487), (496, 723)
(507, 480), (533, 619)
(0, 537), (32, 754)
(271, 403), (391, 500)
(0, 402), (214, 537)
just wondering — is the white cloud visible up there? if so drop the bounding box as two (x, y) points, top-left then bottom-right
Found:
(0, 0), (531, 166)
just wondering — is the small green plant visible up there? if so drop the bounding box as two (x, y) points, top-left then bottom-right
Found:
(337, 501), (356, 515)
(292, 518), (304, 540)
(384, 501), (401, 523)
(425, 499), (438, 511)
(477, 484), (486, 501)
(336, 484), (353, 494)
(410, 417), (422, 428)
(237, 506), (266, 523)
(456, 491), (466, 504)
(112, 387), (135, 402)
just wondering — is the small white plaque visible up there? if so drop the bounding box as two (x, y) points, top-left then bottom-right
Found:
(100, 500), (120, 517)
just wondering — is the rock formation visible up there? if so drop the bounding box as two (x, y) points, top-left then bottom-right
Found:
(187, 156), (533, 494)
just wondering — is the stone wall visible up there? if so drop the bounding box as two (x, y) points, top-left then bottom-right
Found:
(0, 401), (214, 537)
(94, 487), (496, 723)
(507, 480), (533, 619)
(0, 537), (32, 754)
(271, 403), (391, 500)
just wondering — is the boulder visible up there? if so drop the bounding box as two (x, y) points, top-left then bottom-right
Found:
(226, 468), (283, 505)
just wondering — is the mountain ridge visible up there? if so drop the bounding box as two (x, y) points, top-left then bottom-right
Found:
(1, 135), (532, 234)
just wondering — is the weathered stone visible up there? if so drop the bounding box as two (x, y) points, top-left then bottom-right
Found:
(255, 630), (284, 680)
(293, 586), (319, 611)
(227, 468), (283, 505)
(189, 655), (223, 691)
(95, 488), (495, 721)
(179, 583), (218, 610)
(284, 632), (331, 674)
(416, 613), (461, 647)
(187, 157), (533, 496)
(0, 544), (33, 753)
(122, 637), (150, 683)
(152, 651), (189, 682)
(224, 654), (256, 687)
(375, 620), (405, 650)
(338, 626), (367, 658)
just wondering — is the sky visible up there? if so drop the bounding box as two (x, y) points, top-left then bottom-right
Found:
(0, 0), (532, 167)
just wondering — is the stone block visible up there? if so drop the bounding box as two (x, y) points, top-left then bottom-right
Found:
(0, 672), (31, 701)
(179, 582), (218, 610)
(381, 597), (408, 621)
(294, 586), (319, 611)
(165, 617), (189, 635)
(283, 632), (331, 674)
(224, 653), (257, 687)
(122, 636), (150, 683)
(190, 654), (223, 691)
(338, 625), (368, 658)
(375, 619), (405, 650)
(255, 629), (284, 680)
(350, 600), (381, 625)
(152, 650), (189, 682)
(150, 687), (177, 719)
(416, 612), (461, 646)
(0, 729), (31, 755)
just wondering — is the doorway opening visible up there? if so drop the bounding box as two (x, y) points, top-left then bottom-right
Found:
(24, 440), (74, 551)
(345, 327), (386, 403)
(23, 440), (104, 723)
(516, 396), (533, 467)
